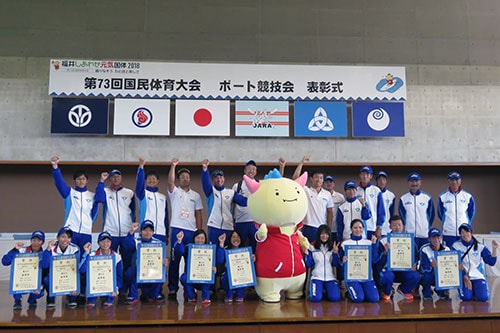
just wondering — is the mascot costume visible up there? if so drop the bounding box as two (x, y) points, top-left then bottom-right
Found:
(244, 169), (309, 302)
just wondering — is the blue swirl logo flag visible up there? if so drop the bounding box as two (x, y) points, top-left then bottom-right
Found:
(352, 102), (404, 137)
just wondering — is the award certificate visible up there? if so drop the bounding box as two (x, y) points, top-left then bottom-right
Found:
(344, 245), (371, 282)
(137, 242), (166, 283)
(226, 247), (256, 289)
(186, 244), (215, 284)
(50, 254), (80, 296)
(86, 254), (116, 297)
(388, 233), (414, 271)
(435, 250), (462, 290)
(9, 253), (42, 294)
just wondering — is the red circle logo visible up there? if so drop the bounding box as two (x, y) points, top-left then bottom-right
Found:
(193, 108), (212, 127)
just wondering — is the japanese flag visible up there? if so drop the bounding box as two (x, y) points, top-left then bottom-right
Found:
(175, 100), (230, 136)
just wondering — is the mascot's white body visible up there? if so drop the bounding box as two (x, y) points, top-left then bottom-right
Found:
(244, 169), (309, 302)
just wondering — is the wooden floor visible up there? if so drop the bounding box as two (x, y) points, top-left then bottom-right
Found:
(3, 278), (500, 332)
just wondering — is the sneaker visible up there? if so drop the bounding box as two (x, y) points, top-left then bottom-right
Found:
(155, 295), (165, 304)
(103, 302), (114, 307)
(67, 301), (77, 308)
(423, 295), (433, 301)
(46, 297), (56, 308)
(234, 297), (244, 303)
(28, 300), (37, 309)
(13, 300), (22, 310)
(397, 288), (414, 300)
(124, 298), (139, 305)
(87, 303), (96, 308)
(167, 290), (177, 299)
(157, 292), (165, 300)
(381, 293), (391, 301)
(224, 296), (233, 303)
(188, 298), (197, 304)
(202, 299), (211, 306)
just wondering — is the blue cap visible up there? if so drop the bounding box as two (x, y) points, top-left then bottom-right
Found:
(98, 231), (112, 242)
(211, 170), (224, 178)
(375, 171), (388, 179)
(109, 169), (122, 177)
(31, 230), (45, 242)
(458, 223), (472, 233)
(428, 228), (442, 238)
(57, 227), (73, 238)
(360, 166), (373, 174)
(325, 175), (335, 182)
(448, 171), (461, 180)
(141, 220), (155, 231)
(408, 172), (421, 181)
(344, 180), (357, 190)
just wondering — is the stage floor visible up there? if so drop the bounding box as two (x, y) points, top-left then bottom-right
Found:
(3, 277), (500, 329)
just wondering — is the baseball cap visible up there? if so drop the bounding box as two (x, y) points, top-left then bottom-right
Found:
(98, 231), (112, 242)
(141, 220), (155, 231)
(344, 180), (357, 190)
(177, 168), (191, 177)
(109, 169), (122, 177)
(360, 166), (373, 174)
(245, 160), (257, 167)
(325, 175), (335, 182)
(57, 227), (73, 238)
(428, 228), (442, 238)
(458, 223), (473, 233)
(407, 172), (421, 181)
(448, 171), (461, 180)
(211, 170), (224, 178)
(31, 230), (45, 242)
(375, 171), (388, 179)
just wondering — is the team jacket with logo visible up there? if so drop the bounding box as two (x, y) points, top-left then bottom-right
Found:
(452, 239), (496, 280)
(52, 168), (99, 235)
(438, 188), (475, 237)
(202, 170), (247, 231)
(136, 167), (169, 237)
(357, 183), (385, 232)
(336, 197), (371, 242)
(399, 190), (435, 239)
(97, 184), (136, 237)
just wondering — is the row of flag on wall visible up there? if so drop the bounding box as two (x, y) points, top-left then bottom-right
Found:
(51, 98), (405, 137)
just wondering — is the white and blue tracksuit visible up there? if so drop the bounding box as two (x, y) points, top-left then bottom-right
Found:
(452, 239), (496, 302)
(135, 167), (169, 243)
(419, 243), (450, 298)
(341, 236), (380, 303)
(305, 244), (340, 302)
(201, 170), (247, 246)
(379, 187), (395, 237)
(399, 190), (435, 249)
(52, 168), (100, 252)
(356, 183), (385, 239)
(438, 188), (475, 246)
(336, 198), (371, 242)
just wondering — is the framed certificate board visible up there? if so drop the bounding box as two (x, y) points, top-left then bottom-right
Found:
(388, 233), (414, 271)
(137, 242), (166, 283)
(344, 245), (372, 282)
(86, 254), (117, 297)
(226, 247), (256, 289)
(186, 244), (215, 284)
(9, 253), (42, 295)
(50, 254), (80, 296)
(435, 250), (462, 290)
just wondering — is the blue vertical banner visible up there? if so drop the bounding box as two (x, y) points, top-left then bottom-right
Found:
(294, 101), (347, 137)
(51, 98), (109, 134)
(352, 102), (405, 137)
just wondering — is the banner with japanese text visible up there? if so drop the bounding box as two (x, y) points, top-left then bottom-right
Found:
(49, 60), (406, 101)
